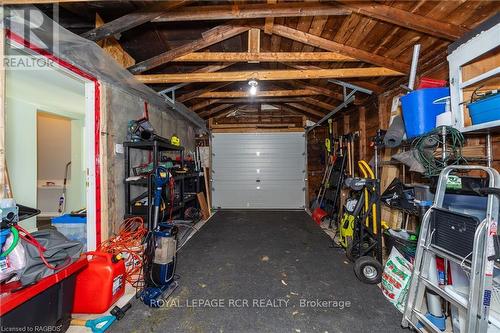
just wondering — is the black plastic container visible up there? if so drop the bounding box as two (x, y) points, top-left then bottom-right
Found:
(383, 230), (418, 262)
(1, 274), (77, 332)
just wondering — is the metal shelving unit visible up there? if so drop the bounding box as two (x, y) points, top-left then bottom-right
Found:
(124, 138), (200, 228)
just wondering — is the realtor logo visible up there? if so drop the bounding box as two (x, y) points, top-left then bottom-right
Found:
(1, 5), (60, 70)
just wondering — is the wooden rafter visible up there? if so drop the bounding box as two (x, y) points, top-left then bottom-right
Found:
(303, 97), (335, 111)
(283, 63), (384, 94)
(268, 104), (305, 118)
(192, 63), (235, 73)
(201, 97), (309, 104)
(247, 29), (261, 64)
(285, 80), (360, 105)
(152, 2), (350, 22)
(191, 99), (221, 112)
(4, 0), (94, 3)
(268, 24), (409, 73)
(95, 13), (135, 68)
(199, 104), (235, 118)
(346, 80), (384, 94)
(283, 103), (325, 118)
(129, 24), (250, 74)
(197, 89), (321, 98)
(135, 67), (404, 83)
(275, 108), (320, 121)
(177, 82), (232, 103)
(81, 1), (188, 41)
(172, 52), (356, 62)
(264, 0), (277, 35)
(338, 1), (468, 41)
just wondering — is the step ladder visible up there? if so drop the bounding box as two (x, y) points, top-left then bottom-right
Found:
(402, 165), (500, 333)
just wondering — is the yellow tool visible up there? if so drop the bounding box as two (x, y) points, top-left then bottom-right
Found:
(170, 134), (180, 146)
(357, 160), (378, 235)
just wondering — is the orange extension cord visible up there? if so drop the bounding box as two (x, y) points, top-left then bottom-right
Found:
(97, 217), (147, 288)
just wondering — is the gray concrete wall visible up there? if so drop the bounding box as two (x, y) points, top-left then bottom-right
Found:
(101, 84), (196, 234)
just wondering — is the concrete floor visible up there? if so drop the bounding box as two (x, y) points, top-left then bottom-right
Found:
(111, 210), (405, 333)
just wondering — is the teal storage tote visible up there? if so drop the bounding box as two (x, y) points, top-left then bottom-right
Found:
(468, 93), (500, 125)
(400, 87), (450, 138)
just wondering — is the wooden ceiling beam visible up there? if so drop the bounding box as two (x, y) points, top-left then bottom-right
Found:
(176, 82), (232, 103)
(81, 1), (188, 41)
(285, 80), (361, 105)
(337, 1), (467, 40)
(247, 29), (261, 63)
(135, 67), (404, 84)
(199, 104), (235, 118)
(129, 25), (250, 74)
(172, 52), (356, 62)
(191, 99), (222, 112)
(152, 2), (350, 22)
(4, 0), (94, 3)
(268, 104), (306, 118)
(198, 89), (321, 98)
(95, 13), (135, 68)
(283, 63), (385, 94)
(303, 97), (336, 111)
(264, 0), (277, 35)
(285, 103), (325, 118)
(275, 104), (320, 120)
(204, 97), (308, 104)
(268, 24), (409, 73)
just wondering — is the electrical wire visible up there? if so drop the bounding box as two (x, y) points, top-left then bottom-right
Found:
(97, 217), (147, 289)
(411, 126), (466, 177)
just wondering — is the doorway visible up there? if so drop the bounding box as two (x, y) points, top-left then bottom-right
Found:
(36, 112), (85, 219)
(4, 34), (99, 250)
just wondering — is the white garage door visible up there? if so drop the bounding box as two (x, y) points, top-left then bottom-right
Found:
(211, 132), (306, 209)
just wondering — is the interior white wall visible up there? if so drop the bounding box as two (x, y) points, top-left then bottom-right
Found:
(5, 63), (85, 230)
(5, 98), (37, 229)
(36, 113), (85, 215)
(37, 113), (71, 215)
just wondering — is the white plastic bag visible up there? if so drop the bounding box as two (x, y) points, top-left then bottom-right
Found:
(381, 246), (413, 312)
(0, 232), (26, 282)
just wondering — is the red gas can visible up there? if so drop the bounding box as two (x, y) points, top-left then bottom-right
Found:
(72, 252), (126, 314)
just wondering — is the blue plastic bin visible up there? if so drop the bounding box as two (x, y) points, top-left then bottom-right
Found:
(51, 214), (87, 251)
(400, 87), (450, 138)
(468, 93), (500, 125)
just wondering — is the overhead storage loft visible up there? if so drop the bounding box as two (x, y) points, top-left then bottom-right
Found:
(0, 2), (499, 333)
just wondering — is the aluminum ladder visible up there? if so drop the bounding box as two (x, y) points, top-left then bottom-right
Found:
(402, 165), (500, 333)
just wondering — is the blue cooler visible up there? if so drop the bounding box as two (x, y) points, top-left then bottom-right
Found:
(401, 88), (450, 138)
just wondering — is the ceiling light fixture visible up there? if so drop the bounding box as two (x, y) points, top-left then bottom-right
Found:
(248, 79), (258, 96)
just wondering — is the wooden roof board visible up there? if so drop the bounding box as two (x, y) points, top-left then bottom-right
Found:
(38, 0), (500, 121)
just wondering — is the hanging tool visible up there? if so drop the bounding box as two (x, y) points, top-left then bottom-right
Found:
(325, 119), (334, 155)
(370, 129), (386, 179)
(58, 162), (71, 214)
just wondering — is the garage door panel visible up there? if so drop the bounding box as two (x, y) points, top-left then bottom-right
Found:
(212, 132), (306, 209)
(212, 182), (305, 209)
